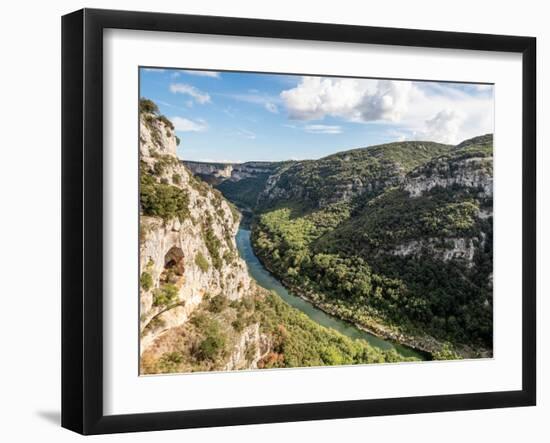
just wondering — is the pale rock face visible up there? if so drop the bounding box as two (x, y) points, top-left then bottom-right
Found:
(393, 152), (492, 269)
(391, 237), (477, 266)
(184, 161), (278, 182)
(223, 323), (272, 371)
(139, 113), (252, 355)
(140, 117), (178, 158)
(404, 157), (493, 198)
(183, 162), (234, 178)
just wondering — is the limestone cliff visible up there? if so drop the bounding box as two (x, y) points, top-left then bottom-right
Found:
(138, 108), (268, 370)
(184, 161), (281, 183)
(392, 134), (493, 266)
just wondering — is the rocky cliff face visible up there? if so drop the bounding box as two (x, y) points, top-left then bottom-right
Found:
(390, 237), (477, 266)
(182, 161), (234, 179)
(184, 161), (282, 183)
(390, 134), (493, 265)
(223, 322), (272, 371)
(138, 111), (268, 369)
(404, 156), (493, 198)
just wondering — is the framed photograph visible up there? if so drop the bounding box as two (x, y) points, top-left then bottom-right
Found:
(61, 8), (536, 435)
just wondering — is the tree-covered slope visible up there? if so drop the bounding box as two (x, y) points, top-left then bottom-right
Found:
(257, 141), (452, 212)
(252, 135), (493, 357)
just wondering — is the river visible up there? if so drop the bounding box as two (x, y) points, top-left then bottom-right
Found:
(236, 228), (426, 360)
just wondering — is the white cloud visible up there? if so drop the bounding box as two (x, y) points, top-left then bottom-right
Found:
(281, 77), (412, 122)
(264, 102), (279, 113)
(182, 70), (220, 78)
(281, 76), (493, 144)
(171, 116), (207, 132)
(407, 88), (493, 144)
(304, 124), (342, 134)
(169, 83), (211, 104)
(143, 68), (165, 73)
(417, 109), (465, 144)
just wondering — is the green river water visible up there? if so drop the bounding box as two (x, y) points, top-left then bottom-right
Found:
(236, 228), (426, 360)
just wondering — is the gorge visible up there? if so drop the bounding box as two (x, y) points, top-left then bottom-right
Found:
(139, 98), (493, 375)
(138, 99), (421, 374)
(188, 135), (494, 359)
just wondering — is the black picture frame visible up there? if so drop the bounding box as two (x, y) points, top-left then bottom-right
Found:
(61, 8), (536, 435)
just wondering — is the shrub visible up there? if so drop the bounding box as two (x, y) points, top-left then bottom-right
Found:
(223, 250), (236, 264)
(157, 114), (175, 131)
(139, 98), (159, 115)
(153, 161), (165, 176)
(231, 317), (245, 332)
(140, 167), (190, 222)
(153, 284), (179, 307)
(203, 220), (223, 270)
(197, 330), (226, 361)
(157, 352), (183, 373)
(172, 173), (181, 185)
(194, 252), (209, 273)
(175, 136), (181, 146)
(432, 343), (461, 361)
(140, 271), (153, 291)
(208, 295), (228, 313)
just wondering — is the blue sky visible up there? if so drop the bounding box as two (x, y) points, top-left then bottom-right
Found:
(140, 67), (493, 163)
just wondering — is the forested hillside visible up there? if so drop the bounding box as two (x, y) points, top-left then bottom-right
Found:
(249, 136), (493, 357)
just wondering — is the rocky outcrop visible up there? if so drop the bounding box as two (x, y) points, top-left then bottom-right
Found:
(404, 135), (493, 198)
(139, 113), (263, 360)
(223, 322), (272, 371)
(184, 160), (281, 182)
(404, 156), (493, 198)
(390, 237), (477, 266)
(183, 161), (234, 179)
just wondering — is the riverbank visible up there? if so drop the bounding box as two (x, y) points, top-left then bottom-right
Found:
(259, 253), (436, 358)
(248, 229), (491, 360)
(237, 228), (426, 360)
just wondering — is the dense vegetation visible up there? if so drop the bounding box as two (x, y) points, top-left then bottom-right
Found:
(250, 136), (493, 355)
(255, 290), (412, 367)
(140, 161), (190, 222)
(140, 288), (416, 374)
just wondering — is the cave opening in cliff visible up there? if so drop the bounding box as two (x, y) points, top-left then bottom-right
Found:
(161, 247), (185, 283)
